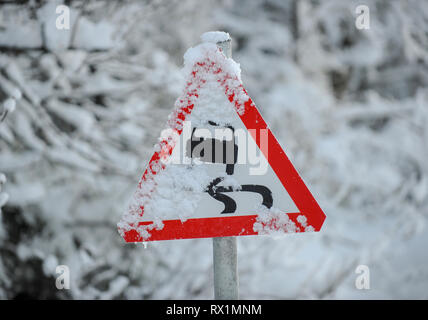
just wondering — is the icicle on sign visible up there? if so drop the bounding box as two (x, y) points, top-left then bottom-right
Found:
(118, 33), (326, 242)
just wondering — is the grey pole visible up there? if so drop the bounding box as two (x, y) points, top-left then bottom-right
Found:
(213, 236), (238, 299)
(212, 34), (238, 300)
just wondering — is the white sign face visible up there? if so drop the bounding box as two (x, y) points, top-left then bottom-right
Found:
(140, 81), (298, 222)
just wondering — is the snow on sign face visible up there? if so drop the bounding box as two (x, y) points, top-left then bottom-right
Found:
(117, 41), (326, 242)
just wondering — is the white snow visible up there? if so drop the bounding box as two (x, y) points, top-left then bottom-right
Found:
(201, 31), (231, 44)
(0, 193), (9, 208)
(1, 0), (428, 301)
(189, 80), (240, 127)
(0, 21), (42, 49)
(221, 175), (241, 191)
(130, 164), (212, 226)
(46, 100), (95, 135)
(42, 255), (58, 276)
(0, 174), (6, 185)
(3, 98), (16, 113)
(11, 89), (22, 100)
(183, 42), (242, 82)
(253, 205), (298, 237)
(72, 17), (116, 51)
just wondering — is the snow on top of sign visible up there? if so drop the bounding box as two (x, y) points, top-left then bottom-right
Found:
(183, 42), (241, 81)
(200, 31), (231, 44)
(179, 42), (248, 121)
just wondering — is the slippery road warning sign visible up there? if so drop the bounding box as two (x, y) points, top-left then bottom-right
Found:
(118, 36), (326, 242)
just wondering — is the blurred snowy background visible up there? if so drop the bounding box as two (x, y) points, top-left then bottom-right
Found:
(1, 0), (428, 299)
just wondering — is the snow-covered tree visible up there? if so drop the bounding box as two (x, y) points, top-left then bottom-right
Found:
(0, 0), (427, 299)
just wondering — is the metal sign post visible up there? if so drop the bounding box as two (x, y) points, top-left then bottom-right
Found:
(212, 36), (239, 300)
(213, 236), (238, 299)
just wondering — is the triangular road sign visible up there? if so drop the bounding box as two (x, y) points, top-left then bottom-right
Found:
(118, 42), (326, 242)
